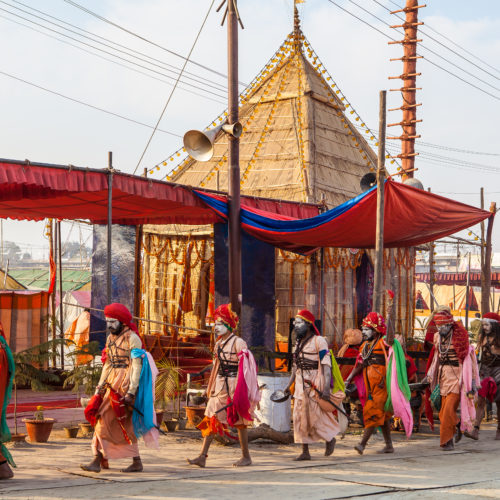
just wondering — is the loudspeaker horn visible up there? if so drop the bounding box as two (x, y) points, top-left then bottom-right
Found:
(183, 122), (242, 162)
(403, 177), (424, 190)
(360, 172), (377, 192)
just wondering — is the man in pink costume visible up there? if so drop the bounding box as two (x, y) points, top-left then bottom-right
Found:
(187, 304), (260, 467)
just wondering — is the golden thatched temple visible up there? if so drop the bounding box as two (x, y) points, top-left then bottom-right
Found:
(137, 10), (415, 349)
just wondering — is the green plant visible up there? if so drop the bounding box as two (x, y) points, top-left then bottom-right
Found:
(63, 341), (103, 396)
(12, 339), (63, 434)
(155, 359), (182, 414)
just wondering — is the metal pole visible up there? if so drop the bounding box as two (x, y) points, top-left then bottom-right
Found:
(107, 152), (113, 305)
(319, 247), (325, 332)
(49, 220), (57, 367)
(57, 221), (64, 370)
(480, 187), (486, 313)
(482, 202), (497, 314)
(465, 252), (471, 329)
(373, 90), (386, 314)
(227, 0), (242, 315)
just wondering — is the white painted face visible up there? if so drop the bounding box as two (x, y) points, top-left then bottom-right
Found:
(362, 326), (375, 340)
(293, 317), (309, 338)
(105, 317), (121, 334)
(293, 317), (306, 329)
(214, 320), (229, 337)
(482, 320), (493, 335)
(438, 323), (453, 337)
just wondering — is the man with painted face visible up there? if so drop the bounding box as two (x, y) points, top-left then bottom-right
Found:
(284, 309), (343, 461)
(468, 312), (500, 440)
(345, 312), (394, 455)
(425, 310), (479, 450)
(188, 304), (260, 468)
(81, 303), (158, 473)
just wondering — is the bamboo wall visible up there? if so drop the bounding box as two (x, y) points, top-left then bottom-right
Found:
(139, 232), (415, 346)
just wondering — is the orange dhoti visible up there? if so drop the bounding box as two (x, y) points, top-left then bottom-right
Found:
(439, 392), (460, 446)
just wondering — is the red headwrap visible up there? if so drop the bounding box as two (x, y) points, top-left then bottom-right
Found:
(433, 310), (454, 326)
(296, 309), (320, 335)
(103, 303), (138, 334)
(483, 312), (500, 323)
(214, 304), (239, 331)
(362, 312), (386, 335)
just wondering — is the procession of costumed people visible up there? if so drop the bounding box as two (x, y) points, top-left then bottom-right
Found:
(1, 299), (500, 479)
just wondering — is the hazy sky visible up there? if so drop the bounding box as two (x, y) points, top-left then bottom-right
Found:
(1, 0), (499, 254)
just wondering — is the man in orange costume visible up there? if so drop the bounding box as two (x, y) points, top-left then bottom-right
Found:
(187, 304), (260, 468)
(65, 308), (93, 365)
(346, 312), (393, 454)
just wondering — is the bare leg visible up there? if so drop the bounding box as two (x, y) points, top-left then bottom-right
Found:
(80, 450), (103, 473)
(354, 427), (375, 455)
(377, 420), (394, 454)
(466, 397), (486, 440)
(121, 456), (143, 473)
(0, 461), (13, 480)
(233, 428), (252, 467)
(294, 443), (311, 461)
(187, 435), (213, 468)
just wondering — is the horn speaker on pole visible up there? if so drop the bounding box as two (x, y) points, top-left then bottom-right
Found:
(360, 172), (377, 192)
(183, 122), (242, 162)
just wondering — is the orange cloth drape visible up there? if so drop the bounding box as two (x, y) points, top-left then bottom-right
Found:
(439, 392), (460, 446)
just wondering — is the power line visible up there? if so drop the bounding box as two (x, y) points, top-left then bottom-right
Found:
(0, 3), (227, 101)
(62, 0), (247, 86)
(325, 0), (500, 101)
(133, 0), (216, 174)
(0, 14), (226, 106)
(9, 0), (228, 93)
(0, 69), (182, 137)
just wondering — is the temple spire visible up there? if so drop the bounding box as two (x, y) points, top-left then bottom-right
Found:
(293, 1), (303, 54)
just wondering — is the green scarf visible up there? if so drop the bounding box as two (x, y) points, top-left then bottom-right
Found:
(0, 336), (16, 467)
(330, 349), (345, 393)
(384, 338), (411, 412)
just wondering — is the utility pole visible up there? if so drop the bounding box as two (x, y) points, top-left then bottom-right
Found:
(388, 0), (425, 178)
(482, 202), (497, 314)
(373, 91), (387, 316)
(428, 189), (435, 312)
(224, 0), (242, 315)
(480, 187), (486, 313)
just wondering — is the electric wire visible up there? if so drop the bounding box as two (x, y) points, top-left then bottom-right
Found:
(133, 0), (216, 174)
(0, 14), (226, 105)
(9, 0), (229, 93)
(61, 0), (247, 86)
(0, 69), (182, 138)
(0, 3), (227, 101)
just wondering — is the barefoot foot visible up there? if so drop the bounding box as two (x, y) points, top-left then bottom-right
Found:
(121, 459), (143, 473)
(0, 462), (14, 480)
(496, 429), (500, 441)
(187, 455), (206, 468)
(233, 456), (252, 467)
(464, 429), (479, 441)
(441, 439), (454, 451)
(325, 437), (336, 456)
(377, 445), (394, 454)
(293, 452), (311, 461)
(354, 443), (365, 455)
(80, 460), (101, 473)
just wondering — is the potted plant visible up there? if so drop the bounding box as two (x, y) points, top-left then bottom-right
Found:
(12, 340), (62, 443)
(63, 421), (79, 438)
(22, 406), (56, 443)
(155, 359), (181, 432)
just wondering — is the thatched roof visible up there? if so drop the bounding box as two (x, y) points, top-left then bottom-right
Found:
(167, 22), (378, 208)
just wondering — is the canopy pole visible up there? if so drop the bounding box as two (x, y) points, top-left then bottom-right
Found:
(227, 0), (242, 315)
(481, 203), (497, 314)
(107, 151), (113, 306)
(373, 90), (386, 318)
(57, 220), (64, 370)
(465, 252), (471, 329)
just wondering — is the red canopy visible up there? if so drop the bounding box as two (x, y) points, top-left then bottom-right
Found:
(0, 160), (318, 224)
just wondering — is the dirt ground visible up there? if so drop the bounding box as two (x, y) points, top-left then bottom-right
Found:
(1, 415), (499, 500)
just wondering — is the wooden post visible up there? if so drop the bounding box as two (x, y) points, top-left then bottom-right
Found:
(49, 219), (57, 368)
(107, 152), (113, 305)
(57, 221), (64, 370)
(482, 203), (497, 314)
(373, 90), (386, 314)
(227, 0), (242, 315)
(465, 252), (471, 329)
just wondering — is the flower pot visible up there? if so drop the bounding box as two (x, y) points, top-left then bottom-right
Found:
(184, 406), (206, 428)
(164, 420), (178, 432)
(10, 433), (27, 444)
(175, 417), (187, 430)
(79, 422), (93, 437)
(64, 426), (79, 438)
(155, 411), (165, 426)
(23, 418), (56, 443)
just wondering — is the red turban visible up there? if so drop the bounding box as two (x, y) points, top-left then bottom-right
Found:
(104, 303), (138, 334)
(214, 304), (239, 331)
(483, 312), (500, 323)
(362, 312), (386, 335)
(296, 309), (320, 335)
(433, 310), (454, 326)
